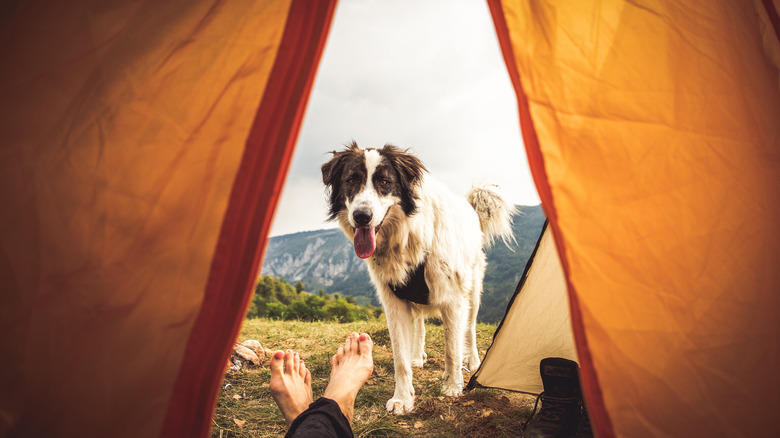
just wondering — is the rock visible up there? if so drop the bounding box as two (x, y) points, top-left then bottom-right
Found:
(232, 344), (260, 366)
(239, 340), (265, 358)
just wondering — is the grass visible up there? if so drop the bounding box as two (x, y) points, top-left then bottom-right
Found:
(211, 318), (535, 437)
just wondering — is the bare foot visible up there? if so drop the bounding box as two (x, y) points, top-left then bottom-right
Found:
(322, 332), (374, 423)
(269, 349), (313, 427)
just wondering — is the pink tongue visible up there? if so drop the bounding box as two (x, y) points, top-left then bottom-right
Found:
(353, 227), (376, 259)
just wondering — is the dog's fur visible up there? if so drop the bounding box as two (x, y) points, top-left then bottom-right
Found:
(322, 142), (514, 414)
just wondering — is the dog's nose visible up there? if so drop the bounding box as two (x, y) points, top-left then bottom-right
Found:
(353, 210), (373, 227)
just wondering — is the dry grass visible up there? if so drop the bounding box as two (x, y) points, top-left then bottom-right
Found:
(211, 318), (535, 437)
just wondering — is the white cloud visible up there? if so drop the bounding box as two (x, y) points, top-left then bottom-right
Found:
(268, 174), (335, 237)
(269, 0), (540, 237)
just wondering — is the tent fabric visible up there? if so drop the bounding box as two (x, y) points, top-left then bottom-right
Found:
(468, 222), (577, 394)
(0, 0), (335, 436)
(162, 1), (337, 436)
(488, 1), (780, 437)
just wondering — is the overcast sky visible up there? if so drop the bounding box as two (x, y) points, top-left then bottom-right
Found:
(268, 0), (540, 237)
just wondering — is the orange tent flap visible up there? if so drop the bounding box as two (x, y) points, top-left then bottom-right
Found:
(490, 0), (780, 436)
(163, 1), (336, 435)
(0, 0), (335, 436)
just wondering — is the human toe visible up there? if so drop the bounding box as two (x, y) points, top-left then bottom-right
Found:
(358, 333), (373, 356)
(293, 352), (301, 373)
(352, 332), (362, 352)
(284, 350), (295, 374)
(270, 350), (285, 375)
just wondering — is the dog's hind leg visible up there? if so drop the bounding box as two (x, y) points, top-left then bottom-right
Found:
(439, 299), (466, 397)
(383, 296), (416, 414)
(463, 273), (483, 371)
(410, 311), (427, 368)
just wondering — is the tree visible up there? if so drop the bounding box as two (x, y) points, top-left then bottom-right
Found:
(266, 302), (286, 320)
(254, 276), (276, 299)
(324, 300), (352, 323)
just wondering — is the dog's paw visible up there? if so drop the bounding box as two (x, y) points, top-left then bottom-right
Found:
(440, 380), (463, 397)
(411, 352), (427, 368)
(440, 370), (464, 397)
(463, 355), (480, 372)
(386, 397), (414, 415)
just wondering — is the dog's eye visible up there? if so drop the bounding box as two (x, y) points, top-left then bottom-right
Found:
(346, 176), (357, 185)
(379, 179), (389, 187)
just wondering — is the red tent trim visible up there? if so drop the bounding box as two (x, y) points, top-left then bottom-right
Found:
(160, 0), (337, 436)
(486, 2), (615, 437)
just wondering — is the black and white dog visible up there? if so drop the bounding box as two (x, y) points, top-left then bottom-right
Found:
(321, 142), (514, 414)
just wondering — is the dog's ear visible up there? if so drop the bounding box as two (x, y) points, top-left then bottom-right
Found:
(321, 152), (341, 188)
(321, 142), (361, 221)
(321, 152), (345, 221)
(381, 144), (426, 216)
(381, 144), (426, 188)
(321, 141), (360, 187)
(394, 151), (425, 188)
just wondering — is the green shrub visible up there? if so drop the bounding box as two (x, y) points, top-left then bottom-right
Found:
(248, 275), (382, 322)
(265, 301), (286, 320)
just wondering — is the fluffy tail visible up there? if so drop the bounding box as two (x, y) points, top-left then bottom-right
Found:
(467, 183), (516, 248)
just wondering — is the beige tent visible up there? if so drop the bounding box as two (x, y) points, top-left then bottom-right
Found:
(468, 222), (577, 394)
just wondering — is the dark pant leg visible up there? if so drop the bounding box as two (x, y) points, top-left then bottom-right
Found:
(284, 397), (353, 438)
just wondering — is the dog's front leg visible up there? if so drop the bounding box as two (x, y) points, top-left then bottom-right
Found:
(440, 300), (465, 397)
(410, 312), (427, 368)
(383, 297), (415, 414)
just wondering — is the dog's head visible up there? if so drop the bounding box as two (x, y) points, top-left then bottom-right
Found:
(321, 141), (426, 259)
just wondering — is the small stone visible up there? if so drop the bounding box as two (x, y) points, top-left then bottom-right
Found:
(240, 340), (265, 357)
(233, 344), (260, 366)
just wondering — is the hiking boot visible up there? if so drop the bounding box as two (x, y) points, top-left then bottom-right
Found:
(577, 399), (594, 438)
(523, 357), (582, 438)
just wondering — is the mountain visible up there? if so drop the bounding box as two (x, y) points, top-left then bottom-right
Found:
(261, 227), (374, 304)
(261, 205), (546, 323)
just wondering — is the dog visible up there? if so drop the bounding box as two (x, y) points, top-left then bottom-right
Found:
(321, 142), (514, 414)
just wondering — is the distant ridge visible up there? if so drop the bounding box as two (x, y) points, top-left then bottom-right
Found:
(261, 205), (546, 323)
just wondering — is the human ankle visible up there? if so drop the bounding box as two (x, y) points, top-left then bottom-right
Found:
(323, 389), (355, 421)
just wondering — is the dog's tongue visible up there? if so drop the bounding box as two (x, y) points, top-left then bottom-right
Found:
(353, 227), (376, 259)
